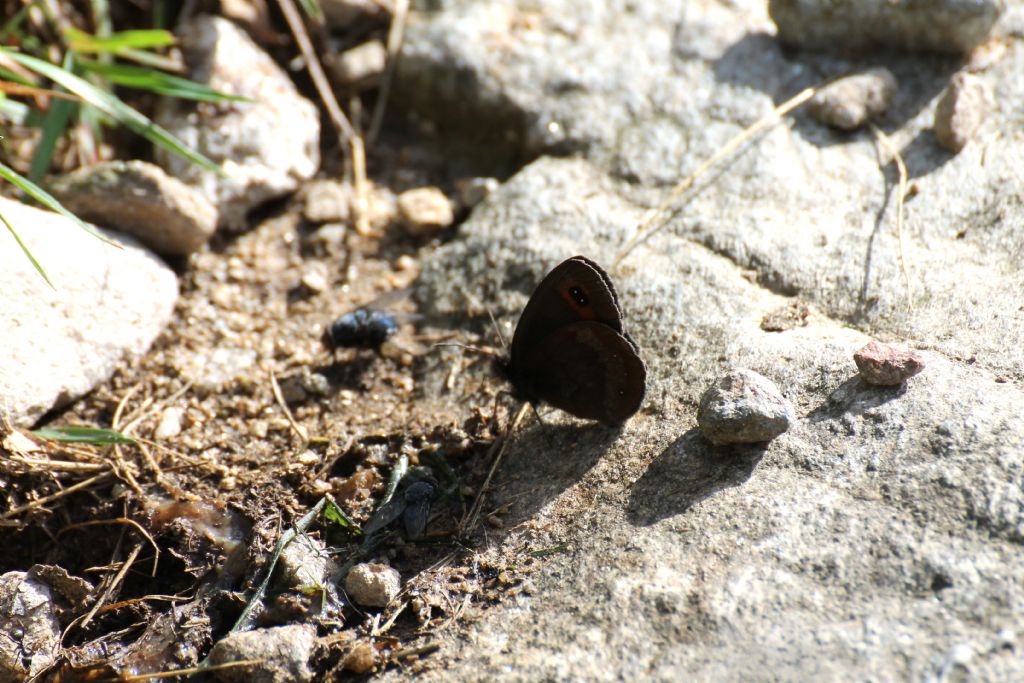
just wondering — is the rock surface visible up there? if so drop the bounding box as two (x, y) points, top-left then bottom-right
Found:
(0, 196), (178, 427)
(47, 160), (218, 255)
(154, 15), (320, 229)
(0, 570), (60, 681)
(392, 0), (1024, 679)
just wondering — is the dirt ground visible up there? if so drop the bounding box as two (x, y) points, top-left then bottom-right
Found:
(0, 108), (549, 680)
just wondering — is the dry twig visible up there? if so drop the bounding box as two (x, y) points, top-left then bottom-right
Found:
(460, 402), (530, 535)
(367, 0), (410, 145)
(870, 122), (914, 310)
(612, 86), (816, 269)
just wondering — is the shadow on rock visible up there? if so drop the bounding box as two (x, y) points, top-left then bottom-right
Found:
(710, 32), (958, 146)
(807, 375), (908, 422)
(487, 421), (620, 529)
(627, 429), (766, 526)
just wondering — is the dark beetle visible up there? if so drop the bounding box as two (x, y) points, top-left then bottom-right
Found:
(323, 308), (399, 351)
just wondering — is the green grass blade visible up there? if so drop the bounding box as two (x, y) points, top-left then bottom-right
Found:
(0, 48), (222, 174)
(65, 27), (176, 52)
(0, 208), (54, 288)
(77, 58), (250, 102)
(33, 426), (137, 445)
(29, 94), (76, 182)
(298, 0), (324, 21)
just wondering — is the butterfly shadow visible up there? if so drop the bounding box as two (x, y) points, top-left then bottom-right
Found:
(486, 420), (620, 529)
(626, 429), (767, 527)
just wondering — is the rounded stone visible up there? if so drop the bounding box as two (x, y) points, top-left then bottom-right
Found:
(697, 369), (796, 445)
(208, 624), (316, 683)
(808, 68), (897, 131)
(344, 562), (401, 608)
(397, 187), (454, 236)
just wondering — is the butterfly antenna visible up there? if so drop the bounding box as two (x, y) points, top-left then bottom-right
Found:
(487, 308), (509, 352)
(432, 342), (500, 358)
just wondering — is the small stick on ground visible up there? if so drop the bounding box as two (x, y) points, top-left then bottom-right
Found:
(119, 659), (265, 681)
(59, 517), (160, 576)
(1, 471), (113, 520)
(350, 96), (372, 235)
(612, 86), (817, 269)
(269, 369), (308, 443)
(111, 386), (145, 496)
(870, 122), (914, 311)
(232, 497), (328, 632)
(67, 542), (143, 634)
(460, 402), (530, 535)
(274, 0), (354, 144)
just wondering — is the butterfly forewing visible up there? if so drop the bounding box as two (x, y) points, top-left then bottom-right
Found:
(510, 257), (625, 369)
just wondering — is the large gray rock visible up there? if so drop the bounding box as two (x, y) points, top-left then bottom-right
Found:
(769, 0), (1005, 55)
(0, 197), (178, 427)
(394, 0), (1024, 679)
(154, 15), (320, 229)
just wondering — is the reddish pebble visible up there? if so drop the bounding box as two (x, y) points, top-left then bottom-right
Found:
(854, 341), (925, 386)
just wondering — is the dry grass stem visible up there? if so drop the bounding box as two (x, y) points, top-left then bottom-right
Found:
(269, 369), (309, 443)
(68, 542), (143, 635)
(58, 517), (160, 576)
(613, 86), (817, 269)
(461, 402), (530, 534)
(275, 0), (355, 143)
(1, 471), (114, 520)
(118, 659), (266, 681)
(367, 0), (410, 145)
(870, 122), (914, 311)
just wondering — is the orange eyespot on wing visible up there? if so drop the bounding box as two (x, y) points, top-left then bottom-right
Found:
(559, 283), (599, 319)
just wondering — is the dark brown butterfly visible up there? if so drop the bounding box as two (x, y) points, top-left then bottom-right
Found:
(502, 255), (646, 426)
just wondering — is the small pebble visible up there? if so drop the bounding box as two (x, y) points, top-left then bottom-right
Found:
(344, 562), (401, 608)
(454, 176), (500, 209)
(853, 341), (925, 385)
(327, 40), (387, 88)
(301, 371), (331, 396)
(397, 187), (454, 236)
(934, 72), (992, 152)
(808, 68), (897, 131)
(207, 624), (316, 683)
(697, 368), (795, 445)
(322, 0), (392, 31)
(365, 185), (399, 230)
(153, 407), (183, 439)
(341, 642), (378, 674)
(302, 179), (351, 224)
(296, 450), (320, 465)
(300, 263), (329, 294)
